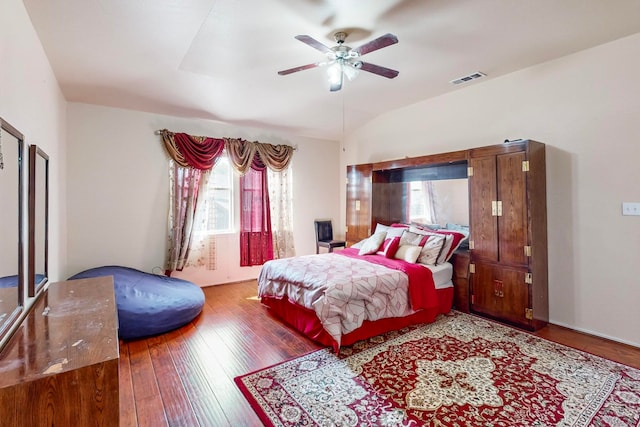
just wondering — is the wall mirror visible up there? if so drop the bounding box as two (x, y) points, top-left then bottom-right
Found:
(28, 145), (49, 297)
(0, 118), (24, 343)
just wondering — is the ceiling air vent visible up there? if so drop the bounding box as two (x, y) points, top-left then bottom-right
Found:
(450, 71), (486, 85)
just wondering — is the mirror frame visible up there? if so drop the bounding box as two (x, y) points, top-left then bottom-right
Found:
(28, 145), (49, 297)
(0, 118), (25, 344)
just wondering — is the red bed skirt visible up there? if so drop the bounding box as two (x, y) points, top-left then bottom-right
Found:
(261, 286), (454, 352)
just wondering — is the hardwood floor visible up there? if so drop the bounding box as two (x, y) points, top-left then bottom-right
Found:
(119, 280), (640, 426)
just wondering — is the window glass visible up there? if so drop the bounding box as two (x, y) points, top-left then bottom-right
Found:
(205, 155), (233, 233)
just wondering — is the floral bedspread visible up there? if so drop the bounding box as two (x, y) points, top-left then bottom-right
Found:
(257, 251), (436, 346)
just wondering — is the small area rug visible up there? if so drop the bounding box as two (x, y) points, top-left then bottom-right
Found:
(235, 311), (640, 426)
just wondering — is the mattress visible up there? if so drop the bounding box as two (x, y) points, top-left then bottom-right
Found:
(425, 262), (453, 289)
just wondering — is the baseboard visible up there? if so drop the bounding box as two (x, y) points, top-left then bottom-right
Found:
(549, 319), (640, 349)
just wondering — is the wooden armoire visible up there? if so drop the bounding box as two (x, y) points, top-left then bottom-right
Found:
(468, 140), (548, 330)
(345, 140), (548, 331)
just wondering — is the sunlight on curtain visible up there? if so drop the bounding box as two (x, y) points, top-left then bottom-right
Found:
(268, 166), (295, 259)
(184, 168), (217, 270)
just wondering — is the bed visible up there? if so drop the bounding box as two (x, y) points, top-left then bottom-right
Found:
(258, 223), (466, 352)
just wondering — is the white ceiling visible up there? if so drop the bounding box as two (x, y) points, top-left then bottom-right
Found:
(23, 0), (640, 141)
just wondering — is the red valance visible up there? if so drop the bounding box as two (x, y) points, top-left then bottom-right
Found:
(160, 129), (294, 173)
(173, 133), (224, 170)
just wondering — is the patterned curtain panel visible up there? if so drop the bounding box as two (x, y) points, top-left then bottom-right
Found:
(240, 165), (274, 266)
(268, 167), (295, 259)
(166, 161), (204, 273)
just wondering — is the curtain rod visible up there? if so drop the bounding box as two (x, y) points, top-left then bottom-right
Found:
(154, 130), (298, 150)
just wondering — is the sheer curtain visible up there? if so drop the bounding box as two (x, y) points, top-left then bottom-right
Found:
(404, 180), (440, 226)
(268, 166), (295, 259)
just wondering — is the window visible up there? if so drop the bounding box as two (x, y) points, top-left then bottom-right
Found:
(203, 154), (233, 233)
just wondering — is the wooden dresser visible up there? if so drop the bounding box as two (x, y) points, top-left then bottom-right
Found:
(0, 276), (119, 426)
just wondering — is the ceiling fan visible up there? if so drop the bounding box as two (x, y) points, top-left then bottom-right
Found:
(277, 31), (399, 92)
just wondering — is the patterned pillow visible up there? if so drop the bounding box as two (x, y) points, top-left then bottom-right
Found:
(416, 234), (446, 266)
(357, 232), (387, 256)
(427, 229), (467, 262)
(399, 230), (427, 246)
(376, 236), (401, 258)
(394, 244), (422, 263)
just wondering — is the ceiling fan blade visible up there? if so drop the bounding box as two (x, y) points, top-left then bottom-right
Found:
(295, 35), (332, 54)
(277, 63), (320, 76)
(359, 62), (399, 79)
(353, 33), (398, 56)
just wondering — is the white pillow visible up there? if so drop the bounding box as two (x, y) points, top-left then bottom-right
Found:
(351, 239), (364, 249)
(386, 226), (406, 238)
(357, 232), (387, 255)
(374, 223), (390, 235)
(394, 244), (422, 263)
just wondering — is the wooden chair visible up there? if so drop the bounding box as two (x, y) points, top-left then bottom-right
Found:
(314, 220), (346, 253)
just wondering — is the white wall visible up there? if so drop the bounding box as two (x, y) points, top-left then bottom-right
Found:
(341, 33), (640, 347)
(0, 0), (67, 347)
(66, 104), (341, 285)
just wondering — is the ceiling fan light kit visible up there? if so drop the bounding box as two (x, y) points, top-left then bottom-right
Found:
(278, 31), (399, 92)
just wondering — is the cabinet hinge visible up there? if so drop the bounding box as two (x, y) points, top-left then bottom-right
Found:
(469, 263), (475, 274)
(468, 240), (474, 250)
(525, 308), (533, 320)
(491, 200), (503, 216)
(355, 200), (361, 211)
(471, 294), (475, 305)
(467, 166), (474, 177)
(524, 246), (532, 257)
(345, 178), (349, 184)
(345, 226), (348, 233)
(525, 273), (533, 284)
(522, 160), (530, 172)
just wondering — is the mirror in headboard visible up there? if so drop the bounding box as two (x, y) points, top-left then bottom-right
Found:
(0, 118), (25, 342)
(372, 161), (469, 227)
(28, 145), (49, 297)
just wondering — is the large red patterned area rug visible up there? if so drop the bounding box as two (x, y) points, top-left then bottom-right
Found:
(235, 311), (640, 426)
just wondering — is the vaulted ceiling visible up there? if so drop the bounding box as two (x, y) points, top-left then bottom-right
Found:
(24, 0), (640, 140)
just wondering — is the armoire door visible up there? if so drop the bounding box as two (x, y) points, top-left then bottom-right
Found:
(471, 262), (531, 328)
(496, 151), (528, 267)
(346, 164), (372, 246)
(469, 151), (528, 266)
(469, 156), (499, 262)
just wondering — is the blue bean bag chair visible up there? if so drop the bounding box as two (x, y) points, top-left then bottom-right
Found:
(68, 266), (205, 340)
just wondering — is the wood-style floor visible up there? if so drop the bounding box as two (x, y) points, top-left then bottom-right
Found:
(119, 280), (640, 427)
